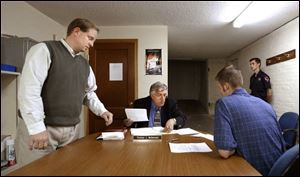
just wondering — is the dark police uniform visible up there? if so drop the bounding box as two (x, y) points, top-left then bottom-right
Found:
(250, 70), (271, 102)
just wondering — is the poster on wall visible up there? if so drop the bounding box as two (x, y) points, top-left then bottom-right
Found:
(145, 49), (162, 75)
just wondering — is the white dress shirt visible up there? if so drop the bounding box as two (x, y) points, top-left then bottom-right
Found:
(19, 39), (108, 135)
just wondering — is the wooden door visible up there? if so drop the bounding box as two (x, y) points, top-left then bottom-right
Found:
(88, 39), (136, 134)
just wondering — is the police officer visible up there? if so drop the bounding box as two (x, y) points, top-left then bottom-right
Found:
(249, 58), (272, 103)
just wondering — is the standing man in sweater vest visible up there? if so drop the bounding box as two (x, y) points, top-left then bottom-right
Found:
(16, 18), (113, 167)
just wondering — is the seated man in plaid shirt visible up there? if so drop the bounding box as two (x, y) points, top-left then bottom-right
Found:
(213, 65), (285, 176)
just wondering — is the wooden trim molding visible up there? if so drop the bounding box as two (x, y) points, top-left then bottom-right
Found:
(266, 49), (296, 66)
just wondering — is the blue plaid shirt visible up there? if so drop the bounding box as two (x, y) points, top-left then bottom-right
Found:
(214, 88), (285, 175)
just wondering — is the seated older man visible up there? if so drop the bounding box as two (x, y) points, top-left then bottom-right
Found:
(124, 81), (186, 132)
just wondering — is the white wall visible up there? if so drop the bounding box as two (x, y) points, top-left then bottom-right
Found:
(99, 26), (168, 98)
(1, 1), (65, 41)
(229, 17), (299, 118)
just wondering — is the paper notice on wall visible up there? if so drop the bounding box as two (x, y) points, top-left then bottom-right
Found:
(109, 63), (123, 81)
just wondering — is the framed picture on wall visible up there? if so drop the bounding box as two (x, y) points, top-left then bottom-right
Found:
(145, 49), (162, 75)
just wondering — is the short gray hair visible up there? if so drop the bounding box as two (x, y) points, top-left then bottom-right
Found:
(149, 81), (168, 95)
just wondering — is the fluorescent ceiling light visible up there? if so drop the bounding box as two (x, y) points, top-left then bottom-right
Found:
(233, 1), (290, 28)
(219, 1), (251, 23)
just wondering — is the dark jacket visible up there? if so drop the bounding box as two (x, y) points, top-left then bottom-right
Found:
(131, 96), (186, 129)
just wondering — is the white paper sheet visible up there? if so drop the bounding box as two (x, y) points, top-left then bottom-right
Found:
(125, 108), (148, 122)
(171, 128), (199, 135)
(191, 132), (214, 141)
(169, 142), (212, 153)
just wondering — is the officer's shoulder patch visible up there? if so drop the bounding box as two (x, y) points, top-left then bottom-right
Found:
(264, 76), (269, 82)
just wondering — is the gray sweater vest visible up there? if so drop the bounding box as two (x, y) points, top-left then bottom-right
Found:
(42, 41), (89, 126)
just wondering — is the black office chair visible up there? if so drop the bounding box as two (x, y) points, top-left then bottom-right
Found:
(268, 144), (299, 176)
(279, 112), (299, 149)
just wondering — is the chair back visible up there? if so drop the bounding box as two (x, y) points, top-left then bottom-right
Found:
(268, 144), (299, 176)
(279, 112), (299, 149)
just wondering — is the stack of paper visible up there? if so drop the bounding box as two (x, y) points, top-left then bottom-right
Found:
(130, 127), (200, 136)
(130, 127), (163, 140)
(130, 127), (163, 136)
(96, 132), (125, 140)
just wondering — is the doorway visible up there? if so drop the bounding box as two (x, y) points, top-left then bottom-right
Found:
(168, 60), (208, 111)
(169, 60), (213, 132)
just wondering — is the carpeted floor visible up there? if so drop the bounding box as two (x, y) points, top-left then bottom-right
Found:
(177, 99), (214, 134)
